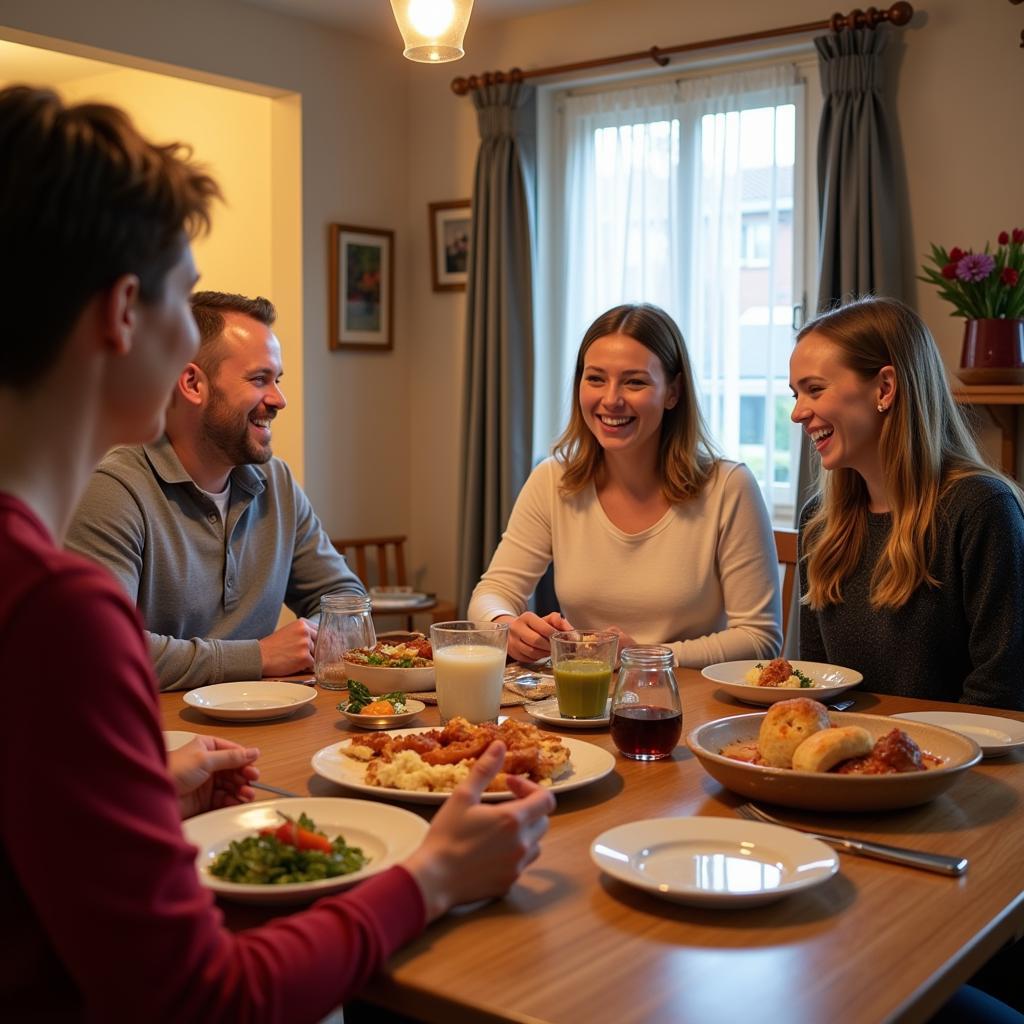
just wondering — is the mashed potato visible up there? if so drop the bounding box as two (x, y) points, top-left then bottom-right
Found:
(366, 748), (472, 792)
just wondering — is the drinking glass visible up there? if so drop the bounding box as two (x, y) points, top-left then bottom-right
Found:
(550, 629), (618, 719)
(314, 593), (376, 691)
(610, 645), (682, 760)
(429, 620), (509, 724)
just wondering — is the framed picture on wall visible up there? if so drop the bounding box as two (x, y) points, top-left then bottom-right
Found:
(428, 199), (472, 292)
(329, 223), (394, 350)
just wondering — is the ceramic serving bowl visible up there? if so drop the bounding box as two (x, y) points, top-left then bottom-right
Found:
(686, 711), (981, 812)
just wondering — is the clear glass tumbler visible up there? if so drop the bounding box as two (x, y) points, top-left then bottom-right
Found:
(610, 645), (682, 760)
(429, 620), (509, 724)
(314, 593), (376, 691)
(550, 629), (618, 719)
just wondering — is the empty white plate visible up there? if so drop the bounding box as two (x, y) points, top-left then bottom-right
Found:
(163, 730), (198, 751)
(183, 681), (317, 722)
(892, 711), (1024, 758)
(591, 817), (838, 908)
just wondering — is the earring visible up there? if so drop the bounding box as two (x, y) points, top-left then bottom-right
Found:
(877, 403), (886, 413)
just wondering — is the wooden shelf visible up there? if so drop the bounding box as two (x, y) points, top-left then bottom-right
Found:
(952, 384), (1024, 476)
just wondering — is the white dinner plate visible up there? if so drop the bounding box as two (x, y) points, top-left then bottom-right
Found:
(892, 711), (1024, 758)
(183, 797), (427, 905)
(341, 698), (426, 730)
(591, 817), (838, 908)
(525, 697), (611, 728)
(183, 681), (317, 722)
(702, 660), (863, 706)
(163, 730), (198, 751)
(312, 727), (616, 804)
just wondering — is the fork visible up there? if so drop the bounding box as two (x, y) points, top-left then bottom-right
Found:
(736, 802), (968, 876)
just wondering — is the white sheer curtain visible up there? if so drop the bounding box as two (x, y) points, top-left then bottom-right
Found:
(538, 65), (805, 522)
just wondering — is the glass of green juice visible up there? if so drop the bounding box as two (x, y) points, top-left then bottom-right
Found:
(550, 630), (618, 719)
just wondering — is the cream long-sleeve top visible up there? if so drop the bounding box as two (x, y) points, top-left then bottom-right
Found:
(467, 457), (782, 667)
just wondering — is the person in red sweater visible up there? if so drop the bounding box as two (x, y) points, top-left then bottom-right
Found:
(0, 85), (554, 1022)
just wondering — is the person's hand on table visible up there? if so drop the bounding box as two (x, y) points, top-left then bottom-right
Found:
(169, 735), (260, 819)
(259, 617), (317, 677)
(403, 741), (555, 922)
(498, 611), (572, 663)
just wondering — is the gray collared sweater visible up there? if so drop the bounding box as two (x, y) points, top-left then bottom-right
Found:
(66, 435), (364, 691)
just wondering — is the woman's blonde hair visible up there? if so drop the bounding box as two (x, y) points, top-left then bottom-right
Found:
(800, 296), (1019, 609)
(553, 303), (718, 501)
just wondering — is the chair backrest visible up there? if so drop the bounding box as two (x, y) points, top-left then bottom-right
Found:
(331, 535), (408, 589)
(774, 527), (798, 643)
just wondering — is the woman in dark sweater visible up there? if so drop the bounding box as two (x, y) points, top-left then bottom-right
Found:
(789, 296), (1024, 711)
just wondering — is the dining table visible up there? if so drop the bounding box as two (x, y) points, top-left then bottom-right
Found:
(162, 672), (1024, 1024)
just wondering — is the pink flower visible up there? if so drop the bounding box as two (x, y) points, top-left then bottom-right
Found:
(941, 263), (958, 279)
(949, 247), (965, 262)
(956, 252), (996, 282)
(1002, 267), (1019, 287)
(999, 231), (1010, 245)
(1014, 229), (1024, 244)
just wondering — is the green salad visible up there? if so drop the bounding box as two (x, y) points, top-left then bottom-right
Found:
(210, 812), (368, 885)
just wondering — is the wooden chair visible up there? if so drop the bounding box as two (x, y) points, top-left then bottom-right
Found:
(774, 527), (798, 644)
(330, 534), (457, 632)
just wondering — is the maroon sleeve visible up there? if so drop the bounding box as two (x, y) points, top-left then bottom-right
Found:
(0, 565), (426, 1022)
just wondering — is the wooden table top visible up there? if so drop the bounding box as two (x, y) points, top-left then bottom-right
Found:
(161, 675), (1024, 1024)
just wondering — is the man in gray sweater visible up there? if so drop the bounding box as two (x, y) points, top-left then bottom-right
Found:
(66, 291), (364, 691)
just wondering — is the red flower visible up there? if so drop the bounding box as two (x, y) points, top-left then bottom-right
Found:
(949, 247), (965, 262)
(1002, 267), (1019, 287)
(941, 262), (958, 279)
(1014, 228), (1024, 244)
(999, 231), (1010, 245)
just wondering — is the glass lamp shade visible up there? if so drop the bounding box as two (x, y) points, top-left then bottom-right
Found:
(390, 0), (474, 63)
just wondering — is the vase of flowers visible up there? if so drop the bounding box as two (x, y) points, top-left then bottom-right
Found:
(919, 228), (1024, 384)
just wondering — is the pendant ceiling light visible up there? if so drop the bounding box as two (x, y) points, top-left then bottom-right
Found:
(390, 0), (475, 63)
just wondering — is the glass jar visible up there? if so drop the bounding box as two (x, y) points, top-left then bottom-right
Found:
(314, 593), (376, 691)
(610, 645), (682, 760)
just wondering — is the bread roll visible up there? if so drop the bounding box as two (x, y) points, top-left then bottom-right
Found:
(791, 725), (874, 773)
(757, 697), (831, 768)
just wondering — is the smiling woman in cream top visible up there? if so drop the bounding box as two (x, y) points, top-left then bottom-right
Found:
(467, 303), (781, 665)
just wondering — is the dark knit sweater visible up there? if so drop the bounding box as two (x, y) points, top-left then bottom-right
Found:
(798, 475), (1024, 710)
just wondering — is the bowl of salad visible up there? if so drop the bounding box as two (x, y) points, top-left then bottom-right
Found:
(333, 633), (435, 694)
(184, 797), (428, 905)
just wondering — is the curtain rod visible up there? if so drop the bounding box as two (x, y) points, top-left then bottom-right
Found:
(450, 1), (914, 95)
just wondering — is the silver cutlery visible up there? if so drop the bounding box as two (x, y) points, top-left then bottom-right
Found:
(251, 781), (302, 799)
(826, 698), (855, 711)
(735, 802), (968, 876)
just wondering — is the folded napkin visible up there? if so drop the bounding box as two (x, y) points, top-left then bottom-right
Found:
(417, 673), (556, 708)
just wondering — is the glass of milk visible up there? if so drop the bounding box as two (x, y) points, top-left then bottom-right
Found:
(429, 620), (509, 724)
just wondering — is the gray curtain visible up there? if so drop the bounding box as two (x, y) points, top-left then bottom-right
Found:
(814, 28), (907, 308)
(789, 27), (908, 655)
(456, 80), (536, 613)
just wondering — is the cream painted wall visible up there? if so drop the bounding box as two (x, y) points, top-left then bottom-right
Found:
(53, 69), (296, 465)
(0, 0), (413, 563)
(406, 0), (1024, 603)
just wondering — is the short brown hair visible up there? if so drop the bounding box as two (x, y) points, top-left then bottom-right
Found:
(189, 291), (277, 377)
(0, 86), (220, 389)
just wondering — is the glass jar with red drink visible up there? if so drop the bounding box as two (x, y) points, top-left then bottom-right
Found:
(610, 645), (682, 761)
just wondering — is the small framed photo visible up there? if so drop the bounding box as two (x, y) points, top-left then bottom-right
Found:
(329, 223), (394, 351)
(428, 199), (472, 292)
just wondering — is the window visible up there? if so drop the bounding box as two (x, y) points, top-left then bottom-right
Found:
(536, 63), (814, 524)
